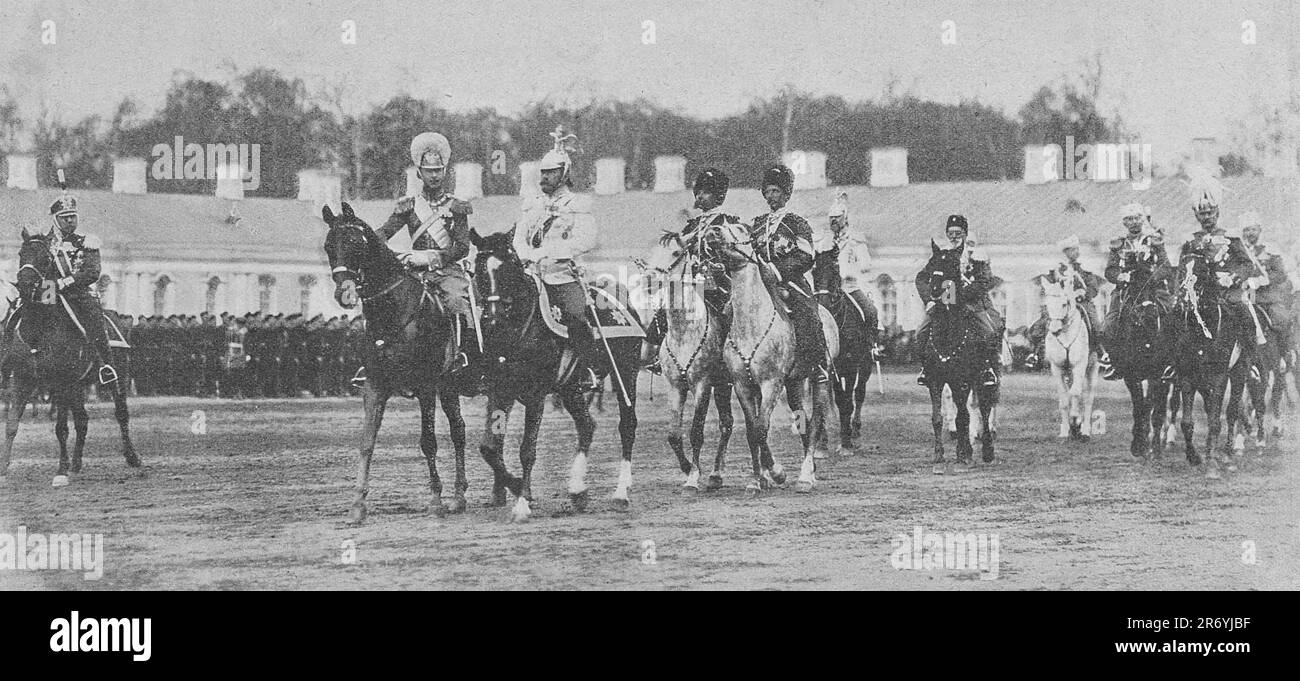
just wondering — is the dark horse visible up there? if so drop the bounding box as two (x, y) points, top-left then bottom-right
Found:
(471, 228), (641, 522)
(1107, 263), (1177, 459)
(918, 241), (999, 474)
(1170, 252), (1250, 478)
(814, 260), (878, 457)
(322, 203), (470, 524)
(0, 230), (139, 486)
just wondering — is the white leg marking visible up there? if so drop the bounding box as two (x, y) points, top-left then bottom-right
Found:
(567, 451), (588, 495)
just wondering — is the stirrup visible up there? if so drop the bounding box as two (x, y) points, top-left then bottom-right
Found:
(98, 364), (119, 385)
(448, 352), (470, 373)
(350, 367), (367, 388)
(1160, 365), (1176, 382)
(643, 359), (662, 376)
(915, 369), (928, 386)
(580, 368), (600, 392)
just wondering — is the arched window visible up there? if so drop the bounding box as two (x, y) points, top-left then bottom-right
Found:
(206, 277), (223, 316)
(299, 274), (317, 317)
(152, 276), (172, 316)
(877, 273), (897, 329)
(258, 274), (276, 314)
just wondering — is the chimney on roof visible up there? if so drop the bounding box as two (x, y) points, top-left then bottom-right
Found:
(296, 169), (342, 211)
(783, 150), (827, 190)
(594, 158), (626, 195)
(518, 161), (542, 196)
(112, 157), (148, 194)
(5, 155), (38, 190)
(215, 160), (244, 200)
(453, 162), (483, 199)
(1023, 145), (1060, 184)
(653, 155), (686, 193)
(869, 147), (908, 187)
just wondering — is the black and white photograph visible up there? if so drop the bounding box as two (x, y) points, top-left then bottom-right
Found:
(0, 0), (1296, 615)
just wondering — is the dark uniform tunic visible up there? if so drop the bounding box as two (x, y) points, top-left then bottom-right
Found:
(1176, 229), (1264, 349)
(749, 209), (827, 378)
(376, 189), (473, 317)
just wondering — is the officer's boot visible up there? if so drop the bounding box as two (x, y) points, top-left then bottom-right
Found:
(569, 323), (601, 391)
(91, 331), (118, 386)
(447, 316), (469, 373)
(980, 339), (1000, 387)
(640, 308), (666, 374)
(914, 325), (930, 386)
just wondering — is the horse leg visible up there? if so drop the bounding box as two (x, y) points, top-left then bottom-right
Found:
(796, 378), (823, 493)
(1204, 379), (1228, 478)
(978, 385), (997, 463)
(438, 386), (468, 514)
(1250, 365), (1269, 450)
(559, 387), (595, 511)
(52, 391), (70, 487)
(510, 397), (545, 522)
(1050, 360), (1070, 439)
(953, 384), (974, 465)
(852, 368), (868, 440)
(1179, 384), (1200, 465)
(1225, 367), (1246, 457)
(732, 379), (766, 497)
(666, 381), (693, 480)
(1080, 357), (1098, 441)
(763, 378), (788, 488)
(1149, 379), (1170, 460)
(70, 394), (88, 475)
(929, 382), (947, 474)
(613, 354), (638, 508)
(350, 383), (390, 524)
(708, 382), (733, 490)
(834, 370), (856, 455)
(416, 388), (448, 518)
(105, 378), (139, 468)
(1069, 359), (1088, 441)
(478, 394), (521, 507)
(1, 374), (35, 482)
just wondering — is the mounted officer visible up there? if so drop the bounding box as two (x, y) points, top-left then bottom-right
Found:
(38, 188), (120, 386)
(1027, 235), (1106, 371)
(749, 163), (828, 382)
(914, 215), (1003, 387)
(512, 127), (601, 390)
(377, 131), (476, 374)
(1101, 202), (1175, 378)
(822, 192), (882, 343)
(638, 167), (746, 372)
(1239, 210), (1294, 367)
(1177, 174), (1264, 354)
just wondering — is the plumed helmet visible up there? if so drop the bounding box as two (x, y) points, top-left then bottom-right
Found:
(761, 164), (794, 196)
(692, 167), (729, 198)
(540, 125), (579, 173)
(410, 132), (451, 170)
(1188, 172), (1224, 210)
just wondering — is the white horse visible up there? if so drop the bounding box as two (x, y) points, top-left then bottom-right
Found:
(1042, 277), (1098, 441)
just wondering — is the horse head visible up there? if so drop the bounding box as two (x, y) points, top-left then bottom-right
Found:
(925, 239), (963, 314)
(322, 202), (402, 310)
(16, 228), (55, 306)
(470, 226), (531, 332)
(1042, 276), (1078, 335)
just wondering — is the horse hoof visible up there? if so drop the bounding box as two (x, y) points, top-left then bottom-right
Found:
(570, 490), (590, 512)
(347, 505), (366, 526)
(770, 468), (787, 486)
(836, 445), (856, 457)
(1206, 468), (1221, 480)
(812, 448), (829, 461)
(1254, 438), (1266, 451)
(609, 496), (630, 512)
(447, 496), (468, 514)
(71, 463), (83, 474)
(52, 475), (70, 488)
(744, 483), (762, 498)
(680, 485), (698, 498)
(486, 489), (508, 507)
(705, 474), (724, 491)
(510, 497), (531, 523)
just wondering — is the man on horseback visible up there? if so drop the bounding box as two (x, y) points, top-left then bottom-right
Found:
(1239, 210), (1294, 367)
(1177, 175), (1265, 357)
(1028, 235), (1106, 372)
(377, 131), (476, 373)
(638, 167), (746, 373)
(1102, 202), (1174, 378)
(35, 191), (119, 386)
(914, 215), (1003, 387)
(749, 163), (828, 383)
(512, 128), (601, 390)
(817, 192), (882, 341)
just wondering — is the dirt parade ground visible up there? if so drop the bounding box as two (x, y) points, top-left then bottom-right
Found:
(0, 372), (1296, 590)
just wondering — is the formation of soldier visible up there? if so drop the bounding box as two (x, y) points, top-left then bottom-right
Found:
(124, 312), (367, 398)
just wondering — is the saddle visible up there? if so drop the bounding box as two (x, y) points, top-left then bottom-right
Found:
(4, 302), (130, 349)
(528, 272), (644, 340)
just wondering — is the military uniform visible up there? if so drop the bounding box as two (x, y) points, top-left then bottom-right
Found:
(914, 215), (1003, 385)
(643, 205), (748, 347)
(1177, 228), (1262, 352)
(826, 199), (881, 337)
(750, 164), (827, 381)
(513, 132), (600, 384)
(37, 194), (119, 385)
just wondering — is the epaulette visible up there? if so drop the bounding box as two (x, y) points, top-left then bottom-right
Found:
(450, 198), (472, 215)
(81, 233), (103, 250)
(393, 196), (416, 213)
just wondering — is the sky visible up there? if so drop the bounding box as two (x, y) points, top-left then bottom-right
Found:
(1, 0), (1296, 167)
